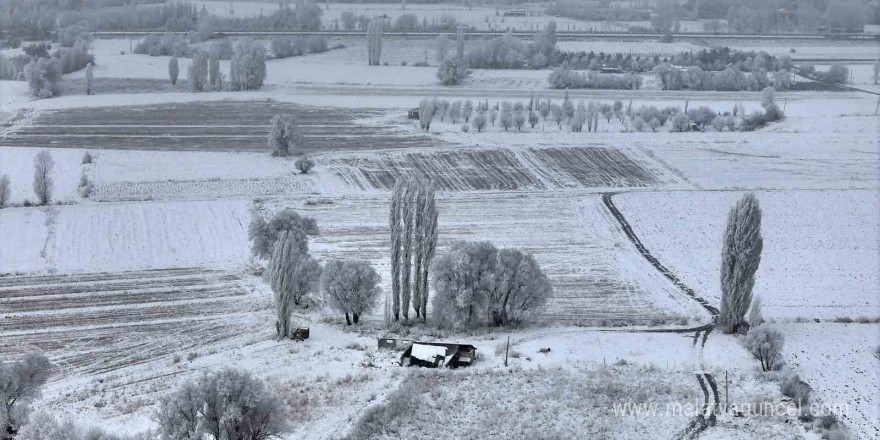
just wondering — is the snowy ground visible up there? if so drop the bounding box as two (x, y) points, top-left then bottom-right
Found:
(0, 25), (877, 439)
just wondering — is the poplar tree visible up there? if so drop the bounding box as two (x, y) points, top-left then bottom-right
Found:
(719, 193), (763, 334)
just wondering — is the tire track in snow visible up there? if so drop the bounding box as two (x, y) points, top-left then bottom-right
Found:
(600, 192), (720, 440)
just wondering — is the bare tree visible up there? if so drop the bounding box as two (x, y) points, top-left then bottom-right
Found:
(874, 59), (880, 85)
(455, 25), (465, 61)
(418, 182), (438, 319)
(322, 260), (381, 325)
(0, 175), (10, 208)
(0, 353), (52, 437)
(490, 249), (552, 325)
(399, 184), (416, 320)
(32, 150), (54, 205)
(719, 193), (763, 334)
(435, 34), (449, 63)
(188, 50), (209, 92)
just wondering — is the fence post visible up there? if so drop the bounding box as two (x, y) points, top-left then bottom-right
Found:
(504, 336), (509, 367)
(725, 370), (729, 412)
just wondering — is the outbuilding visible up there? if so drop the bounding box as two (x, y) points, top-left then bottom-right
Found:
(399, 342), (477, 368)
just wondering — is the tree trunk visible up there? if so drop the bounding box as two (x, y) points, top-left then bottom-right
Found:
(345, 313), (351, 325)
(353, 313), (360, 324)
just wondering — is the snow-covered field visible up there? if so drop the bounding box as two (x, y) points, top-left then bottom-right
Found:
(0, 18), (878, 439)
(614, 190), (880, 320)
(775, 323), (880, 440)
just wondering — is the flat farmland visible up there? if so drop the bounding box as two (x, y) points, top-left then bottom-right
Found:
(0, 268), (264, 377)
(1, 102), (433, 152)
(325, 146), (672, 191)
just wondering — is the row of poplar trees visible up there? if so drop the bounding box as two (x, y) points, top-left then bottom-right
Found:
(389, 179), (438, 321)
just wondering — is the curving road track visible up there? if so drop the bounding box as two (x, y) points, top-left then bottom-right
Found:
(601, 192), (721, 440)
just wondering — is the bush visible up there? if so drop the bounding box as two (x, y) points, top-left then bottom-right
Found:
(764, 103), (783, 122)
(306, 36), (327, 54)
(24, 57), (63, 98)
(745, 324), (784, 371)
(134, 33), (191, 57)
(548, 64), (641, 90)
(152, 369), (287, 440)
(437, 58), (468, 86)
(780, 374), (811, 407)
(741, 110), (767, 131)
(271, 36), (295, 58)
(295, 156), (315, 174)
(821, 64), (849, 84)
(461, 123), (470, 132)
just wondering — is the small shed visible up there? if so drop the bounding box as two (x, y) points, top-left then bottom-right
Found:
(399, 342), (477, 369)
(407, 108), (419, 120)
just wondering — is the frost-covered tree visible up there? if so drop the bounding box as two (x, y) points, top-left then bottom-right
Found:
(0, 175), (9, 208)
(0, 353), (52, 437)
(571, 101), (586, 132)
(748, 296), (764, 329)
(874, 59), (880, 85)
(270, 231), (321, 338)
(322, 259), (381, 325)
(85, 62), (93, 95)
(389, 181), (404, 321)
(417, 182), (438, 319)
(208, 48), (220, 90)
(462, 100), (473, 122)
(152, 369), (286, 440)
(437, 58), (467, 86)
(435, 34), (449, 62)
(367, 19), (383, 66)
(490, 249), (552, 325)
(719, 193), (763, 334)
(23, 57), (62, 98)
(745, 325), (783, 371)
(32, 150), (54, 205)
(561, 90), (574, 119)
(513, 111), (525, 131)
(455, 25), (465, 61)
(432, 241), (550, 328)
(528, 110), (539, 129)
(188, 50), (209, 92)
(267, 114), (304, 157)
(230, 39), (266, 91)
(169, 56), (179, 86)
(418, 98), (433, 131)
(651, 0), (678, 34)
(499, 108), (513, 131)
(248, 208), (318, 260)
(761, 86), (776, 109)
(399, 184), (416, 320)
(448, 101), (461, 123)
(471, 113), (487, 132)
(432, 241), (495, 328)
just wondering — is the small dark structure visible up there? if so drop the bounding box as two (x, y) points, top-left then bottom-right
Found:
(399, 342), (477, 369)
(407, 108), (419, 120)
(292, 328), (309, 341)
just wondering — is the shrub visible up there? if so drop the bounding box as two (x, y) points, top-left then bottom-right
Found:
(188, 50), (209, 92)
(461, 123), (470, 132)
(780, 374), (811, 407)
(745, 324), (783, 371)
(295, 156), (315, 174)
(764, 103), (783, 122)
(741, 110), (767, 131)
(471, 113), (487, 132)
(271, 36), (294, 58)
(821, 64), (848, 84)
